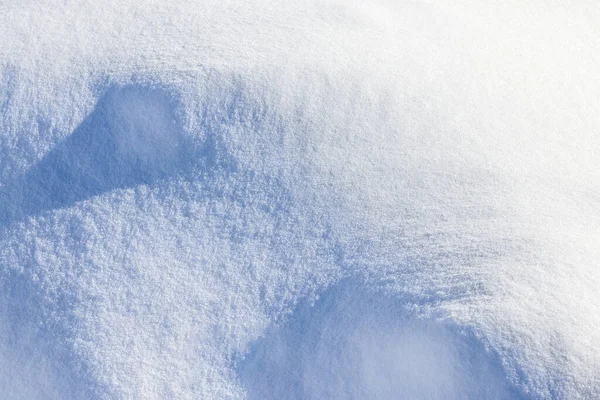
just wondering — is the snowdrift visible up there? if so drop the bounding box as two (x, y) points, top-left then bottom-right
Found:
(0, 1), (599, 399)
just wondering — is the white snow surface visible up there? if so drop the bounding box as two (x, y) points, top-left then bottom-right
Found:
(0, 1), (599, 399)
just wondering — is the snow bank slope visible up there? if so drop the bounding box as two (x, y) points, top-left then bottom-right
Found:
(0, 1), (599, 399)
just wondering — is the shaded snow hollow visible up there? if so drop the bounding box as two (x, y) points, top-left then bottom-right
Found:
(1, 1), (599, 399)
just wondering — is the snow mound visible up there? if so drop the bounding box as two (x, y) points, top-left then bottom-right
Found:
(238, 280), (518, 400)
(1, 85), (194, 224)
(0, 1), (599, 399)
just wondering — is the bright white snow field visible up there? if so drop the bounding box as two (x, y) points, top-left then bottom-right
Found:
(0, 1), (599, 399)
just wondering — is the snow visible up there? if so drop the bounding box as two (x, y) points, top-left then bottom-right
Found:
(238, 281), (519, 400)
(0, 1), (599, 399)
